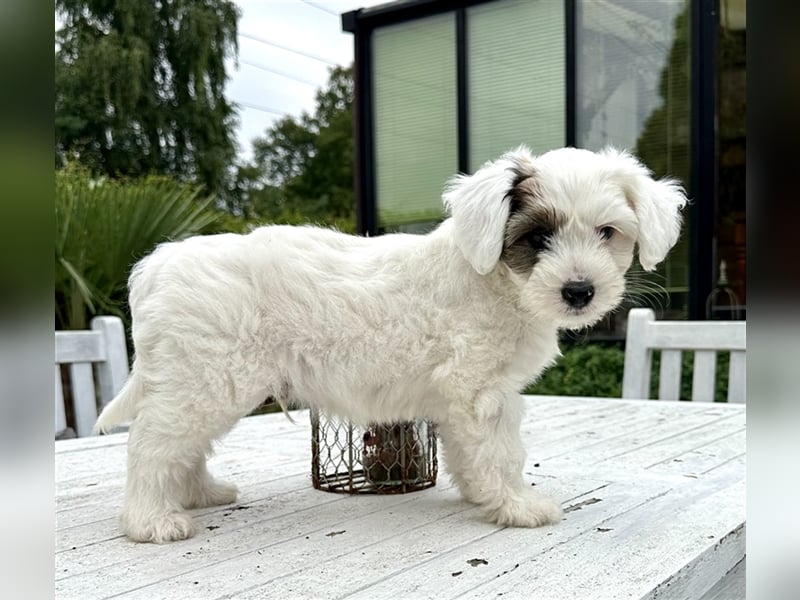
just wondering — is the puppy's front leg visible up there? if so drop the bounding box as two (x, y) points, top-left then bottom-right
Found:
(440, 391), (563, 528)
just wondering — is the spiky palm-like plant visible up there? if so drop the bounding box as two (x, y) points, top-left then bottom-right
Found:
(55, 167), (218, 331)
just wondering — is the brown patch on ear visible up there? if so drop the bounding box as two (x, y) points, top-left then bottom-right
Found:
(505, 165), (539, 214)
(501, 170), (565, 275)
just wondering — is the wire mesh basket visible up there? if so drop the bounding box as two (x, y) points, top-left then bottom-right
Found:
(311, 409), (438, 494)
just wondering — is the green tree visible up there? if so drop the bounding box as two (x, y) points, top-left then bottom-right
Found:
(241, 65), (355, 230)
(55, 0), (240, 197)
(222, 163), (279, 219)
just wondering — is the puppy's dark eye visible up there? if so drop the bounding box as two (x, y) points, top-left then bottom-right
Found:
(598, 226), (615, 241)
(526, 228), (551, 251)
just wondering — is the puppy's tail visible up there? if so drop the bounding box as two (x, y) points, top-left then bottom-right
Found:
(92, 371), (142, 434)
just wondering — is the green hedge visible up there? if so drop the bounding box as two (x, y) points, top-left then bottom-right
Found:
(525, 343), (626, 398)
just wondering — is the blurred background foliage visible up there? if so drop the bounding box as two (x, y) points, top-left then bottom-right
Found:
(55, 0), (355, 332)
(55, 0), (241, 198)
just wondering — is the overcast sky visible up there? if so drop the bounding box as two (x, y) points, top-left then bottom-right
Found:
(228, 0), (387, 162)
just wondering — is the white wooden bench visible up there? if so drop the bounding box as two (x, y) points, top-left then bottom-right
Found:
(622, 308), (746, 403)
(55, 316), (129, 438)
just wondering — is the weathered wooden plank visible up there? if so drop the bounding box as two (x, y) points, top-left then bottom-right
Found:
(522, 402), (719, 462)
(55, 439), (309, 508)
(55, 330), (106, 363)
(55, 465), (596, 597)
(521, 394), (579, 415)
(68, 478), (609, 600)
(90, 316), (129, 407)
(647, 429), (746, 476)
(450, 481), (745, 600)
(622, 308), (654, 399)
(658, 349), (683, 401)
(56, 433), (129, 454)
(236, 479), (671, 600)
(69, 362), (98, 437)
(692, 350), (718, 402)
(525, 397), (720, 415)
(523, 400), (655, 437)
(521, 398), (633, 435)
(56, 365), (67, 433)
(594, 412), (746, 471)
(698, 557), (745, 600)
(56, 429), (309, 486)
(727, 351), (746, 403)
(338, 458), (744, 600)
(56, 440), (129, 483)
(54, 410), (310, 455)
(644, 320), (746, 351)
(552, 409), (741, 468)
(55, 457), (310, 540)
(56, 449), (311, 527)
(641, 524), (745, 600)
(56, 487), (456, 598)
(56, 483), (352, 563)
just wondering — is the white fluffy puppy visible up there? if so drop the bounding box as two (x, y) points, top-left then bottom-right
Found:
(95, 146), (686, 543)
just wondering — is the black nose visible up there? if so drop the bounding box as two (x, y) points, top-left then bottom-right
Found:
(561, 281), (595, 308)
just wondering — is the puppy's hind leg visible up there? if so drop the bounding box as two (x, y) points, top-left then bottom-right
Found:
(182, 451), (239, 509)
(440, 391), (563, 528)
(121, 410), (210, 543)
(180, 380), (286, 511)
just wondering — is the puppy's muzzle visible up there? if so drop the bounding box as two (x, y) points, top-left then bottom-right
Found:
(561, 281), (595, 309)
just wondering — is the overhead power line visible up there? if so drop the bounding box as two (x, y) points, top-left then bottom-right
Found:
(238, 32), (338, 66)
(234, 100), (289, 117)
(239, 58), (319, 87)
(299, 0), (339, 17)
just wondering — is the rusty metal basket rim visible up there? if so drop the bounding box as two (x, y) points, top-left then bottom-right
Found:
(310, 409), (439, 495)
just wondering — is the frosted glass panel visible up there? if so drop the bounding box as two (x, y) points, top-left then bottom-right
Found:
(372, 14), (457, 228)
(468, 0), (565, 171)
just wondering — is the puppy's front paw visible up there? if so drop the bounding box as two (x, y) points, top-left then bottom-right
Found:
(488, 490), (563, 528)
(122, 510), (195, 543)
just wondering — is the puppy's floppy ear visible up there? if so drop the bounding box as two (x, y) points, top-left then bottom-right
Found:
(443, 147), (531, 274)
(602, 147), (688, 271)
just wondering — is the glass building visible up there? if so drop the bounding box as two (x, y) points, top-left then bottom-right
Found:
(342, 0), (746, 331)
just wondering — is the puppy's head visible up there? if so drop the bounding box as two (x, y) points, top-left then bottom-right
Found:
(443, 146), (687, 328)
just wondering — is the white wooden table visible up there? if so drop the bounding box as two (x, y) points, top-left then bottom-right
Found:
(55, 396), (745, 600)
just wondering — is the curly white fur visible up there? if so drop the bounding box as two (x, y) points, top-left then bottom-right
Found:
(95, 146), (686, 543)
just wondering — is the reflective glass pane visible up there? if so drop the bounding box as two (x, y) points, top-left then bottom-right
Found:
(576, 0), (691, 318)
(373, 14), (457, 229)
(467, 0), (565, 171)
